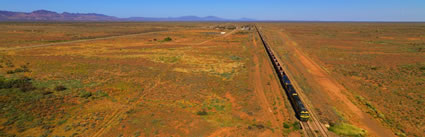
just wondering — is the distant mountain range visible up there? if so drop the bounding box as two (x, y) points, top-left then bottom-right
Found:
(0, 10), (256, 22)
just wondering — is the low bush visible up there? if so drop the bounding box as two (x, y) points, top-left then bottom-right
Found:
(292, 121), (301, 130)
(253, 124), (265, 129)
(283, 122), (290, 129)
(230, 55), (242, 61)
(196, 110), (208, 116)
(134, 131), (141, 137)
(54, 85), (67, 91)
(5, 65), (31, 74)
(0, 76), (35, 92)
(94, 90), (109, 97)
(328, 122), (367, 137)
(79, 91), (92, 99)
(163, 37), (172, 42)
(5, 62), (14, 67)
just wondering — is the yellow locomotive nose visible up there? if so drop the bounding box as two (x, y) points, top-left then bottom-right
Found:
(300, 115), (310, 122)
(301, 116), (310, 119)
(300, 111), (310, 121)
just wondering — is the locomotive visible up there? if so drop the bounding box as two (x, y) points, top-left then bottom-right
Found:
(255, 26), (310, 122)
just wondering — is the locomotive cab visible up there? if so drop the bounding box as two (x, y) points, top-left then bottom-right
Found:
(296, 99), (310, 122)
(293, 93), (310, 122)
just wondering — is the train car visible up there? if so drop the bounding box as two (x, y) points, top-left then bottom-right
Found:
(286, 85), (296, 95)
(279, 72), (284, 78)
(278, 67), (284, 77)
(282, 75), (291, 87)
(278, 67), (284, 75)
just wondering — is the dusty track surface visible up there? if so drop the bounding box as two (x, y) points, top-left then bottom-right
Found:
(276, 30), (395, 137)
(250, 33), (290, 136)
(89, 64), (170, 137)
(193, 29), (238, 46)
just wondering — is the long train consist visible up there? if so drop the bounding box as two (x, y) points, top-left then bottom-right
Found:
(255, 26), (310, 122)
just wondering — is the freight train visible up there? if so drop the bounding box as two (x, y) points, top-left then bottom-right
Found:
(255, 26), (310, 122)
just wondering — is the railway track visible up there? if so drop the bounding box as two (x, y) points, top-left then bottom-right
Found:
(298, 91), (330, 137)
(255, 25), (331, 137)
(301, 122), (318, 137)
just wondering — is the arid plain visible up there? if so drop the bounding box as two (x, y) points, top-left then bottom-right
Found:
(0, 22), (424, 137)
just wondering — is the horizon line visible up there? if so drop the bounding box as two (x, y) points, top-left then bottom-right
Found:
(1, 9), (425, 22)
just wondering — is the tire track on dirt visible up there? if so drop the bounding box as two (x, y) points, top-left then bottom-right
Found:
(193, 29), (238, 46)
(91, 29), (237, 137)
(90, 66), (170, 137)
(251, 34), (284, 136)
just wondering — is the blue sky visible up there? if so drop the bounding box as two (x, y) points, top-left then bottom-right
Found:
(1, 0), (425, 21)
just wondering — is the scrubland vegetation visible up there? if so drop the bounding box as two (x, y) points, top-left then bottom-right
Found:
(2, 22), (422, 137)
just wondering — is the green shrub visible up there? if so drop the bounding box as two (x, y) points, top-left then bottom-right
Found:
(329, 122), (367, 137)
(5, 62), (14, 67)
(230, 56), (242, 61)
(292, 121), (301, 130)
(219, 72), (233, 79)
(79, 91), (92, 99)
(253, 124), (265, 129)
(6, 70), (15, 74)
(55, 85), (67, 91)
(95, 90), (109, 97)
(64, 125), (72, 131)
(283, 122), (290, 129)
(57, 119), (67, 125)
(16, 120), (28, 132)
(0, 76), (8, 88)
(13, 77), (35, 92)
(5, 66), (30, 74)
(395, 132), (406, 137)
(163, 37), (172, 42)
(134, 131), (141, 137)
(196, 110), (208, 116)
(0, 76), (35, 92)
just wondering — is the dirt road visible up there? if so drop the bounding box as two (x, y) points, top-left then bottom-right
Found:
(193, 29), (238, 46)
